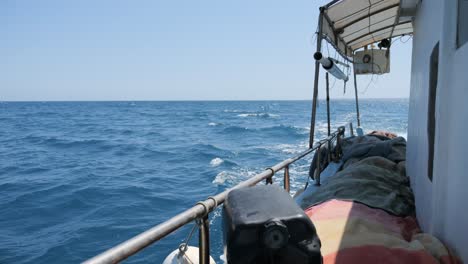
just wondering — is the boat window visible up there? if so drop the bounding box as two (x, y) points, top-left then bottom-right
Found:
(458, 0), (468, 47)
(427, 42), (439, 182)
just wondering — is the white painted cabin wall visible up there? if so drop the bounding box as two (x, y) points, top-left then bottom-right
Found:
(408, 0), (468, 261)
(407, 0), (442, 236)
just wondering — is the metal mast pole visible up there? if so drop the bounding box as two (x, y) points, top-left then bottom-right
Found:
(326, 73), (331, 136)
(309, 9), (324, 148)
(353, 67), (361, 127)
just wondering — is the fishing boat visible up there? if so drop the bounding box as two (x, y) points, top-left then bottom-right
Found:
(84, 0), (467, 263)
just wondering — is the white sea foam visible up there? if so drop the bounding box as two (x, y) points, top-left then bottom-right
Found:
(219, 255), (227, 264)
(210, 157), (224, 167)
(209, 207), (222, 225)
(208, 122), (218, 126)
(212, 164), (311, 197)
(237, 113), (280, 118)
(212, 171), (232, 184)
(266, 141), (309, 155)
(278, 144), (304, 154)
(212, 168), (257, 185)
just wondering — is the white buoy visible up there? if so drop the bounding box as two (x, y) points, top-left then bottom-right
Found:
(314, 52), (349, 81)
(163, 246), (216, 264)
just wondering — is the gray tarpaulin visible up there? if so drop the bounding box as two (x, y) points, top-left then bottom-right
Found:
(297, 135), (415, 216)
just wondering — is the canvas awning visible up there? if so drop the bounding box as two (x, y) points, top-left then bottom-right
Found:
(320, 0), (414, 58)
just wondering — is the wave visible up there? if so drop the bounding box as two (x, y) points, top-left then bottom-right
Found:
(191, 143), (227, 153)
(222, 125), (309, 140)
(222, 126), (249, 134)
(212, 171), (233, 185)
(167, 143), (234, 162)
(34, 111), (60, 117)
(236, 113), (280, 118)
(258, 125), (308, 135)
(208, 122), (222, 126)
(223, 109), (243, 113)
(137, 112), (158, 117)
(38, 137), (116, 152)
(267, 142), (309, 155)
(19, 167), (51, 175)
(212, 169), (257, 186)
(210, 157), (224, 167)
(1, 100), (409, 264)
(140, 148), (175, 159)
(144, 131), (163, 137)
(211, 164), (311, 196)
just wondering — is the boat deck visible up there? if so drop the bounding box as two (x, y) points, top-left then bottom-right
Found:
(296, 133), (460, 264)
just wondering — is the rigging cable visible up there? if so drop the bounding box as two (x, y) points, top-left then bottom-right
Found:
(399, 35), (412, 43)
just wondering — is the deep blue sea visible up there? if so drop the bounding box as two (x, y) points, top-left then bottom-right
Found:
(0, 100), (408, 263)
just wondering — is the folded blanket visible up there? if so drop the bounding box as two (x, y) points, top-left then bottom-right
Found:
(298, 134), (460, 263)
(305, 199), (461, 264)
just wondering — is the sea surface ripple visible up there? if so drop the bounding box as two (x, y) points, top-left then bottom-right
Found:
(0, 100), (408, 263)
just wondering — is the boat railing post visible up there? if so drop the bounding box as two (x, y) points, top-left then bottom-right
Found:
(326, 72), (331, 137)
(283, 166), (290, 193)
(335, 129), (343, 161)
(198, 216), (210, 264)
(314, 145), (322, 186)
(349, 122), (354, 136)
(326, 71), (332, 164)
(353, 63), (361, 127)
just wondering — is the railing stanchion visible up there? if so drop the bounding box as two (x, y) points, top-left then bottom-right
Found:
(198, 216), (210, 264)
(350, 123), (354, 136)
(314, 146), (322, 186)
(335, 130), (342, 161)
(353, 69), (361, 127)
(326, 73), (331, 137)
(284, 166), (290, 193)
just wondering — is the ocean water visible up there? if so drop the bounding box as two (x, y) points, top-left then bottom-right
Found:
(0, 99), (408, 263)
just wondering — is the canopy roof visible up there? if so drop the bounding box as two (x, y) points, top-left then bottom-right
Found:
(321, 0), (413, 58)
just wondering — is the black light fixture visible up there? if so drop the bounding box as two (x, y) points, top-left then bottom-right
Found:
(378, 38), (391, 49)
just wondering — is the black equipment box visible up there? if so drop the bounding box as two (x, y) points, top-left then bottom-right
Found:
(223, 185), (322, 264)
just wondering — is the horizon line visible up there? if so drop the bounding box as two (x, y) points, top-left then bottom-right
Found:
(1, 97), (409, 103)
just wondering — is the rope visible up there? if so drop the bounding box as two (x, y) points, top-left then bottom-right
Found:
(195, 201), (209, 217)
(178, 222), (198, 257)
(265, 167), (275, 176)
(265, 167), (275, 184)
(178, 197), (214, 259)
(206, 196), (217, 209)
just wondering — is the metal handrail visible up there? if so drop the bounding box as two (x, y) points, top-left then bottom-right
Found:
(83, 126), (346, 264)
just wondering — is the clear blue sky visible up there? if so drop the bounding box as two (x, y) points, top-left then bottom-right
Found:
(1, 0), (412, 101)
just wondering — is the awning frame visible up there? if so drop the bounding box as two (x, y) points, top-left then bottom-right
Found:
(308, 0), (413, 146)
(316, 0), (413, 61)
